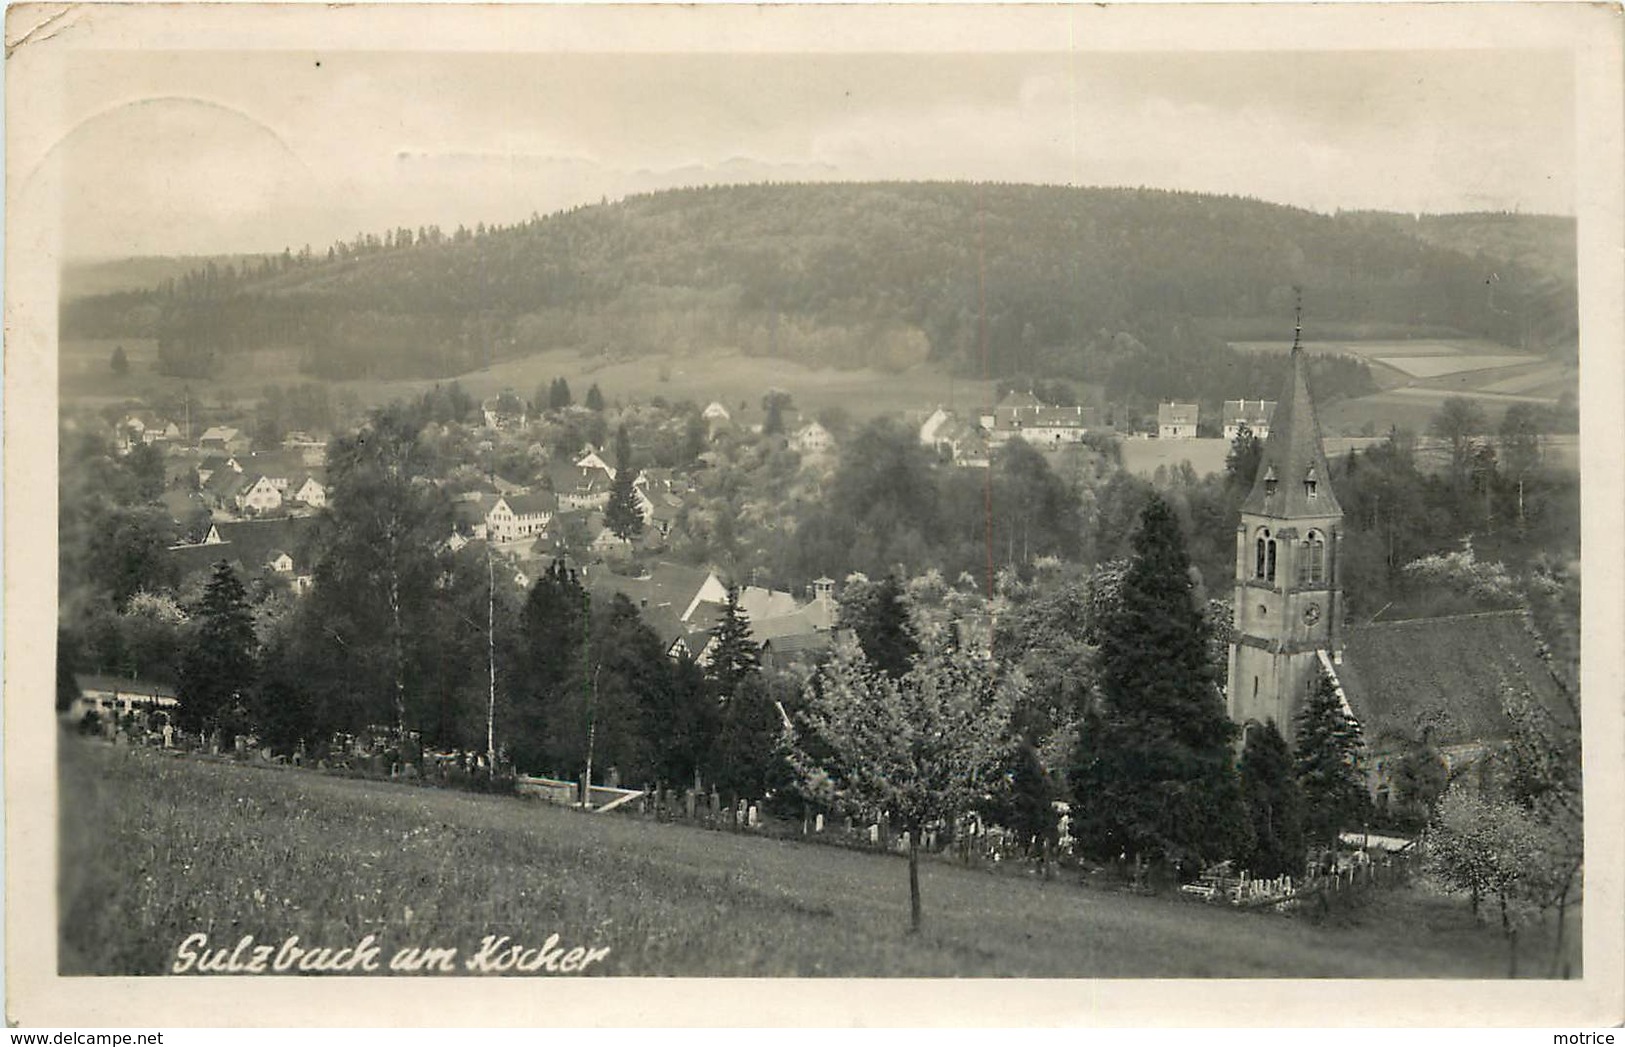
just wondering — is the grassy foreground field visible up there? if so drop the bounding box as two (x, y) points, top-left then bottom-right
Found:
(60, 736), (1561, 978)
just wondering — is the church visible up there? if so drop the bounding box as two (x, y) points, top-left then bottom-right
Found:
(1224, 332), (1570, 806)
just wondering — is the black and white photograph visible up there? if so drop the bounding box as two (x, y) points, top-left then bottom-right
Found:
(6, 1), (1623, 1028)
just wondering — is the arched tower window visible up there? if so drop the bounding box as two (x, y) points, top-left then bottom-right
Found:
(1254, 528), (1271, 579)
(1300, 529), (1326, 586)
(1266, 537), (1277, 582)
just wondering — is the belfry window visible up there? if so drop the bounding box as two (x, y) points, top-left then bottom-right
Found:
(1301, 530), (1326, 586)
(1255, 528), (1270, 579)
(1266, 537), (1277, 582)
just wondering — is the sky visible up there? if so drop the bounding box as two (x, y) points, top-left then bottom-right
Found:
(48, 47), (1576, 260)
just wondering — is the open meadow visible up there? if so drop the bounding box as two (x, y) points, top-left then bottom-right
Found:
(59, 735), (1572, 979)
(60, 337), (998, 424)
(1230, 338), (1576, 437)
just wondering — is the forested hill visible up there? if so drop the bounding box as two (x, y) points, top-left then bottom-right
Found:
(62, 183), (1577, 398)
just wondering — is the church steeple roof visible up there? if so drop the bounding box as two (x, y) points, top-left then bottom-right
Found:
(1241, 338), (1342, 519)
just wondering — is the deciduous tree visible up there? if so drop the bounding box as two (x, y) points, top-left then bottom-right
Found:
(789, 627), (1020, 931)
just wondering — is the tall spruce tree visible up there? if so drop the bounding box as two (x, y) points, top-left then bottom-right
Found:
(1070, 495), (1250, 870)
(837, 573), (919, 679)
(1293, 667), (1373, 853)
(604, 424), (645, 543)
(1238, 719), (1306, 878)
(705, 586), (776, 799)
(706, 586), (761, 698)
(508, 560), (589, 775)
(549, 377), (573, 410)
(584, 383), (605, 412)
(177, 561), (257, 736)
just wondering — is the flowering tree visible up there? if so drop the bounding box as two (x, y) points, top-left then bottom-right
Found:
(787, 626), (1021, 932)
(1424, 788), (1563, 976)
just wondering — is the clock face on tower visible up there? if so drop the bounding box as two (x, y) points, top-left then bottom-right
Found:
(1303, 602), (1322, 625)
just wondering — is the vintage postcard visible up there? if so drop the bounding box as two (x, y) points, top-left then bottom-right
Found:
(6, 1), (1623, 1029)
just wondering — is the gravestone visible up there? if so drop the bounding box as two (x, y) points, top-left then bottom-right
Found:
(815, 813), (824, 833)
(748, 805), (759, 828)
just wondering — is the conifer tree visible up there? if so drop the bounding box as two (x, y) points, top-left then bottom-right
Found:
(1239, 719), (1306, 878)
(549, 377), (573, 410)
(604, 424), (645, 543)
(1293, 667), (1373, 853)
(705, 586), (775, 799)
(110, 345), (129, 377)
(837, 573), (918, 679)
(584, 383), (605, 412)
(1070, 494), (1250, 869)
(178, 561), (257, 736)
(706, 585), (761, 699)
(1224, 422), (1263, 489)
(762, 389), (793, 436)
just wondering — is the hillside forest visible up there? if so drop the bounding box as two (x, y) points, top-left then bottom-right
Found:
(61, 184), (1576, 422)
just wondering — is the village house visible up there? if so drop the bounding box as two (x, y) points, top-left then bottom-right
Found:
(198, 425), (251, 454)
(1222, 399), (1277, 441)
(481, 394), (528, 430)
(984, 391), (1104, 446)
(120, 411), (182, 448)
(289, 473), (327, 508)
(575, 446), (616, 479)
(582, 562), (833, 665)
(919, 408), (990, 467)
(168, 517), (320, 592)
(234, 475), (284, 515)
(1157, 402), (1200, 439)
(549, 460), (613, 512)
(791, 421), (835, 455)
(487, 491), (557, 543)
(701, 401), (732, 439)
(195, 454), (234, 486)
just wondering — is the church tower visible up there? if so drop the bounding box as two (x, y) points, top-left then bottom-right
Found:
(1226, 320), (1345, 733)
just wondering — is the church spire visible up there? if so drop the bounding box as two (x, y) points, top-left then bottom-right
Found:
(1241, 312), (1341, 518)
